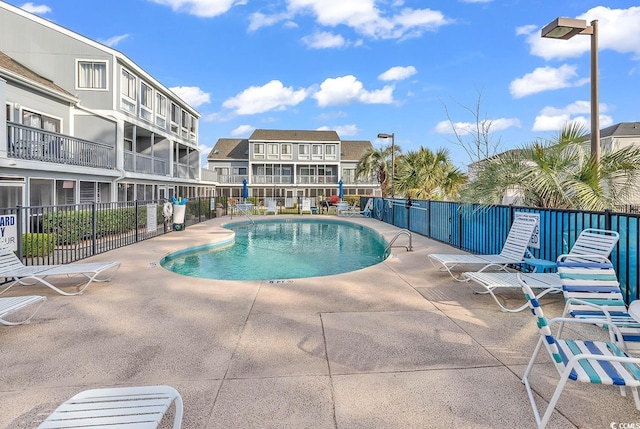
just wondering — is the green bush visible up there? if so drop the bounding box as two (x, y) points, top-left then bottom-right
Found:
(22, 233), (54, 257)
(43, 206), (141, 244)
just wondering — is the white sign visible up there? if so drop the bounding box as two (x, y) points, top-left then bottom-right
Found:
(515, 212), (540, 249)
(0, 214), (18, 251)
(147, 204), (158, 233)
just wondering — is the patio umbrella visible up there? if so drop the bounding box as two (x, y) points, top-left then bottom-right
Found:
(338, 179), (343, 199)
(242, 178), (248, 199)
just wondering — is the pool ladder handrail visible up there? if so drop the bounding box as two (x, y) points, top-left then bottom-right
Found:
(232, 204), (255, 225)
(383, 229), (412, 258)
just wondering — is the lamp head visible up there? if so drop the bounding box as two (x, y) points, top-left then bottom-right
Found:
(541, 17), (588, 40)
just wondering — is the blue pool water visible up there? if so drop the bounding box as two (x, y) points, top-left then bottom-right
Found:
(161, 219), (388, 280)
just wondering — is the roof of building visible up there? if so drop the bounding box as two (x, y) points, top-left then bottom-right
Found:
(599, 122), (640, 138)
(341, 140), (373, 161)
(207, 132), (372, 162)
(0, 51), (76, 101)
(249, 129), (340, 142)
(207, 138), (249, 160)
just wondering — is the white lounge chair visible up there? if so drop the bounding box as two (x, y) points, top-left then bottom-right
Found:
(0, 248), (120, 296)
(0, 295), (46, 325)
(428, 214), (538, 281)
(336, 201), (349, 216)
(38, 385), (183, 429)
(264, 199), (277, 215)
(300, 198), (312, 214)
(462, 228), (620, 312)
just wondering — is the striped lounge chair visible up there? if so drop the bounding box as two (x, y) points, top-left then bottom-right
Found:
(517, 273), (640, 429)
(557, 254), (640, 353)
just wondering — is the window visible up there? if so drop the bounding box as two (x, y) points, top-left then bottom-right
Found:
(281, 143), (292, 160)
(22, 110), (60, 132)
(170, 103), (179, 134)
(181, 110), (189, 138)
(121, 68), (136, 113)
(77, 61), (107, 89)
(121, 69), (136, 99)
(140, 81), (152, 121)
(189, 115), (197, 142)
(254, 143), (265, 159)
(326, 144), (337, 160)
(312, 144), (323, 160)
(299, 144), (309, 160)
(267, 143), (279, 160)
(156, 93), (167, 128)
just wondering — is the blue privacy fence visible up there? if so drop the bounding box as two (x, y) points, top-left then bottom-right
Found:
(368, 197), (639, 303)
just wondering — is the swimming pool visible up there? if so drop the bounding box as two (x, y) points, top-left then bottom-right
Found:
(161, 219), (388, 280)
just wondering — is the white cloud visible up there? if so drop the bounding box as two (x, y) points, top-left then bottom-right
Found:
(20, 2), (51, 14)
(169, 86), (211, 108)
(283, 0), (451, 40)
(312, 75), (394, 107)
(149, 0), (244, 18)
(99, 34), (130, 48)
(434, 118), (521, 135)
(509, 65), (588, 98)
(317, 124), (358, 136)
(460, 0), (493, 3)
(302, 31), (346, 49)
(248, 11), (292, 32)
(378, 66), (417, 81)
(521, 6), (640, 60)
(222, 80), (307, 115)
(231, 125), (254, 136)
(532, 100), (613, 131)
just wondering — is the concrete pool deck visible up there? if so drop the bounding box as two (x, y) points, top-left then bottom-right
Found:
(1, 215), (638, 428)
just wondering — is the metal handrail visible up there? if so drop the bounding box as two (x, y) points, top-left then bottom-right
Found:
(231, 203), (255, 225)
(383, 229), (413, 258)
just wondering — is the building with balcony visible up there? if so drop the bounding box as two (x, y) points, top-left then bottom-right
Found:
(207, 129), (381, 206)
(0, 2), (214, 208)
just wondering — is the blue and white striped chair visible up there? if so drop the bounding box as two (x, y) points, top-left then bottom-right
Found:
(557, 254), (640, 352)
(518, 273), (640, 429)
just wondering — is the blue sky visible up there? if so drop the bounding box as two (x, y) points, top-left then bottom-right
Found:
(9, 0), (640, 169)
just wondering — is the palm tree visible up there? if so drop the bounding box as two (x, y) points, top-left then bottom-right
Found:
(394, 147), (467, 200)
(464, 123), (640, 210)
(355, 145), (394, 197)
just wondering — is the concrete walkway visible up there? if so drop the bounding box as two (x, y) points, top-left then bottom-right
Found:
(1, 216), (638, 428)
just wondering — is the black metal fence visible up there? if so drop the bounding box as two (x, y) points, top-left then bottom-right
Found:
(368, 197), (640, 303)
(0, 197), (230, 266)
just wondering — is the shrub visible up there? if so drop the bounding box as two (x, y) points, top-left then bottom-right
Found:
(22, 233), (55, 257)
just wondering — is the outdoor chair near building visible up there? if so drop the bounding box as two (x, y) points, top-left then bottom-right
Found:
(462, 228), (620, 312)
(0, 248), (121, 296)
(336, 201), (350, 216)
(428, 215), (538, 281)
(0, 295), (46, 326)
(37, 385), (183, 429)
(300, 198), (312, 214)
(517, 273), (640, 429)
(264, 199), (277, 215)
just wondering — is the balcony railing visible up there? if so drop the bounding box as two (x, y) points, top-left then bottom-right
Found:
(123, 151), (168, 175)
(252, 175), (294, 185)
(297, 176), (338, 184)
(7, 122), (115, 169)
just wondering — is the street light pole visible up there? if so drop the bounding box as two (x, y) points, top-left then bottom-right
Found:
(541, 17), (600, 164)
(377, 132), (395, 197)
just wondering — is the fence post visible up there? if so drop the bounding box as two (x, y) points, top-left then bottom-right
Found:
(135, 201), (139, 243)
(92, 202), (98, 256)
(604, 209), (612, 231)
(16, 205), (23, 260)
(427, 200), (431, 238)
(457, 204), (463, 249)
